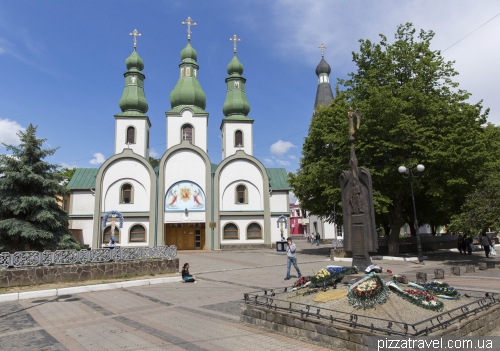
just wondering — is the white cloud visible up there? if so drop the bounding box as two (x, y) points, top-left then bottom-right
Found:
(0, 48), (5, 54)
(270, 140), (296, 156)
(60, 162), (77, 169)
(89, 152), (105, 165)
(0, 118), (24, 146)
(149, 148), (159, 158)
(268, 1), (500, 125)
(276, 159), (291, 166)
(264, 158), (274, 165)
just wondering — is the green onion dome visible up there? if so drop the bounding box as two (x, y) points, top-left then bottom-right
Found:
(125, 50), (144, 71)
(180, 42), (198, 62)
(227, 55), (244, 75)
(169, 42), (206, 110)
(118, 50), (148, 114)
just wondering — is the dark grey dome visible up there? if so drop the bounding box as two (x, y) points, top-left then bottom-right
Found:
(315, 57), (331, 75)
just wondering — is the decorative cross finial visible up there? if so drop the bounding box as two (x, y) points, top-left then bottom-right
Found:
(182, 17), (197, 41)
(318, 43), (327, 57)
(130, 29), (141, 49)
(230, 34), (241, 54)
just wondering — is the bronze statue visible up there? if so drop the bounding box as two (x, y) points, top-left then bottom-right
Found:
(339, 108), (378, 271)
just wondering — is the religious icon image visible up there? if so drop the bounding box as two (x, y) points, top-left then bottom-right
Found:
(165, 181), (205, 211)
(350, 180), (363, 214)
(180, 185), (192, 202)
(193, 189), (204, 207)
(167, 189), (178, 208)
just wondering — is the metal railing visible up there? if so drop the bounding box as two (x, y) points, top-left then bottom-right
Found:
(332, 235), (459, 249)
(243, 287), (499, 336)
(0, 245), (177, 269)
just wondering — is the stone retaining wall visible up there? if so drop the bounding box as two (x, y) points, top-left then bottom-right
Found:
(221, 244), (269, 250)
(0, 258), (179, 288)
(241, 302), (500, 351)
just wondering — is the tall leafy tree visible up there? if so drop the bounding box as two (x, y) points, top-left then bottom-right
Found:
(58, 167), (77, 187)
(0, 124), (80, 252)
(289, 23), (490, 255)
(448, 124), (500, 234)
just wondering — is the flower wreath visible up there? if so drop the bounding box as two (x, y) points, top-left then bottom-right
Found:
(410, 281), (461, 300)
(293, 276), (311, 288)
(348, 274), (389, 309)
(392, 274), (409, 284)
(309, 266), (358, 288)
(388, 281), (444, 312)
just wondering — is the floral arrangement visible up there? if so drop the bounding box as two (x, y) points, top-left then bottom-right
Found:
(348, 274), (389, 309)
(415, 281), (461, 300)
(309, 266), (358, 288)
(387, 281), (444, 312)
(392, 274), (409, 284)
(293, 276), (310, 288)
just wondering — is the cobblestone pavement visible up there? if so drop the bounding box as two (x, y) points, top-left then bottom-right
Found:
(1, 241), (500, 350)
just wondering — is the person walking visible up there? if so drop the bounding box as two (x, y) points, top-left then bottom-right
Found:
(480, 231), (493, 258)
(465, 233), (473, 255)
(310, 233), (315, 246)
(457, 234), (466, 255)
(284, 237), (302, 280)
(316, 232), (321, 246)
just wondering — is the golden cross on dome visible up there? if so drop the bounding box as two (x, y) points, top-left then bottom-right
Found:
(230, 34), (241, 54)
(129, 29), (141, 49)
(318, 43), (327, 57)
(182, 17), (197, 41)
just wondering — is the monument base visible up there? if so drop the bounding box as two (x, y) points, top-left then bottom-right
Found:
(351, 253), (372, 272)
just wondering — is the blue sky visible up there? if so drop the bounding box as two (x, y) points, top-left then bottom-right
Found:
(1, 1), (499, 172)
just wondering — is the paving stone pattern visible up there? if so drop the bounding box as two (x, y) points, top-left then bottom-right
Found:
(0, 242), (499, 350)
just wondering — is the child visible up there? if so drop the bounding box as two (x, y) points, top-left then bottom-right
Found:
(181, 263), (196, 283)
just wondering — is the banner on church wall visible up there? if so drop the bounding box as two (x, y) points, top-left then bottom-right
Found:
(165, 181), (205, 211)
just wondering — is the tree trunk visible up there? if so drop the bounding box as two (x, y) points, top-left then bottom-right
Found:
(387, 195), (405, 256)
(383, 221), (391, 236)
(431, 221), (437, 236)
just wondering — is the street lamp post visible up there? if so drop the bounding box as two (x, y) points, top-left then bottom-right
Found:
(398, 164), (425, 264)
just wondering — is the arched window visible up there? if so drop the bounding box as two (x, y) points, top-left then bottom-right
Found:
(236, 185), (246, 204)
(121, 184), (133, 204)
(223, 223), (238, 239)
(103, 226), (120, 244)
(127, 126), (135, 144)
(182, 125), (193, 143)
(235, 130), (243, 147)
(130, 224), (146, 242)
(247, 223), (262, 239)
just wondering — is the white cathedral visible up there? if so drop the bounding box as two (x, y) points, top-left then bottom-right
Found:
(66, 25), (291, 250)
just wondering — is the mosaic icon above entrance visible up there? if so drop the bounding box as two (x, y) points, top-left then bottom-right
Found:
(165, 181), (205, 211)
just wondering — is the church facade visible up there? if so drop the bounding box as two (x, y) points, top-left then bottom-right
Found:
(67, 28), (290, 250)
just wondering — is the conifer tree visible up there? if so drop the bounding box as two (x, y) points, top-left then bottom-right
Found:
(0, 124), (80, 252)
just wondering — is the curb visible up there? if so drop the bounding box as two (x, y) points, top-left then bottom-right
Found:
(333, 255), (428, 262)
(0, 276), (182, 303)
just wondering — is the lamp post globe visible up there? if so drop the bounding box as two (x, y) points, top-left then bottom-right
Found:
(399, 164), (425, 264)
